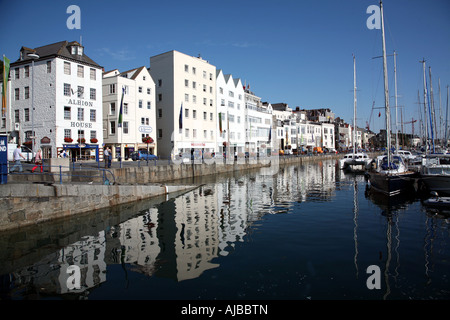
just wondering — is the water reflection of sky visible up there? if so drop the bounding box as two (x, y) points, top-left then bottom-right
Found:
(1, 159), (449, 300)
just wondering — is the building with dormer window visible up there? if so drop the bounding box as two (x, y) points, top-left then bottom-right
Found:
(1, 40), (103, 160)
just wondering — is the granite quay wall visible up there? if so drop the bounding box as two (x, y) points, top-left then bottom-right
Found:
(0, 183), (198, 231)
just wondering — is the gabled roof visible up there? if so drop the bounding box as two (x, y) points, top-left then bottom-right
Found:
(12, 40), (102, 68)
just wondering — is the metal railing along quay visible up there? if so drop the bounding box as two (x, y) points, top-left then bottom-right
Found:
(4, 162), (115, 185)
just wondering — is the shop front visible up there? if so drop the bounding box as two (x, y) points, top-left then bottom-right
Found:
(62, 143), (100, 161)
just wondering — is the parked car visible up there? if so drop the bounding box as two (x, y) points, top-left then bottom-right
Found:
(131, 150), (158, 161)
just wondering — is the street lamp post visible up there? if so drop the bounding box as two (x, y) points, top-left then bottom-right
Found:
(28, 53), (39, 158)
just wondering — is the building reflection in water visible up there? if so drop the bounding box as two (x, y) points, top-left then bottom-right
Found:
(2, 160), (349, 297)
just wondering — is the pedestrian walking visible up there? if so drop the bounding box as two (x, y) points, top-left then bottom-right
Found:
(104, 147), (112, 168)
(10, 144), (25, 173)
(32, 149), (43, 173)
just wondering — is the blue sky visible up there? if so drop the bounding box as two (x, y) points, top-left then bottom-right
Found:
(1, 0), (449, 135)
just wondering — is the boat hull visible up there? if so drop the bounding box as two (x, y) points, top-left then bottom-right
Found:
(368, 171), (416, 196)
(420, 175), (450, 196)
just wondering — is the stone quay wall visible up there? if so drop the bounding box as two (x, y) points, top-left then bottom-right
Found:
(0, 183), (197, 231)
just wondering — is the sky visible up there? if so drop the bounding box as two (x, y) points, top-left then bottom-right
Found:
(1, 0), (449, 136)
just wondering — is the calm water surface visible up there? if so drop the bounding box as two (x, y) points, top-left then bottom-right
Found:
(1, 159), (449, 300)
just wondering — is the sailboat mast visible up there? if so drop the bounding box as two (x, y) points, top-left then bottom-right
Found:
(429, 67), (435, 153)
(394, 51), (399, 152)
(420, 59), (428, 153)
(353, 54), (357, 155)
(446, 85), (449, 148)
(380, 0), (391, 165)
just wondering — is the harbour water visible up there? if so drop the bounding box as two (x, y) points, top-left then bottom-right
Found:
(0, 159), (449, 301)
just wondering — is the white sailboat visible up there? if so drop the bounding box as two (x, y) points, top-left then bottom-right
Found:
(339, 55), (372, 172)
(367, 0), (416, 196)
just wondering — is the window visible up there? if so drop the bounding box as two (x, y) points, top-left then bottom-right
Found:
(90, 109), (96, 122)
(185, 108), (189, 118)
(203, 84), (206, 92)
(185, 79), (189, 87)
(203, 71), (206, 79)
(193, 110), (197, 119)
(64, 62), (71, 75)
(47, 61), (51, 73)
(185, 94), (189, 102)
(24, 108), (29, 122)
(64, 129), (71, 139)
(210, 113), (213, 121)
(14, 110), (20, 123)
(158, 79), (162, 87)
(147, 88), (151, 94)
(185, 64), (189, 72)
(109, 84), (116, 94)
(77, 86), (84, 98)
(77, 130), (84, 141)
(24, 87), (29, 99)
(204, 130), (207, 138)
(192, 67), (196, 75)
(110, 121), (116, 134)
(158, 129), (162, 139)
(64, 83), (71, 96)
(139, 100), (143, 108)
(90, 88), (96, 100)
(124, 103), (128, 114)
(15, 68), (19, 79)
(147, 101), (151, 109)
(158, 94), (162, 101)
(77, 108), (84, 121)
(24, 66), (29, 78)
(158, 109), (162, 118)
(192, 81), (196, 89)
(90, 68), (96, 80)
(185, 128), (189, 138)
(123, 121), (129, 134)
(193, 129), (197, 138)
(139, 86), (143, 93)
(110, 102), (116, 115)
(203, 112), (207, 120)
(15, 88), (20, 100)
(90, 130), (97, 140)
(77, 65), (84, 78)
(64, 106), (71, 120)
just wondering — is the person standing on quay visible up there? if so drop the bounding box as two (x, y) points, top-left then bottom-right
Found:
(32, 149), (43, 173)
(10, 144), (25, 173)
(104, 147), (111, 168)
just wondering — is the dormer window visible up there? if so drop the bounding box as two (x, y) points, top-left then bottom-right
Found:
(70, 45), (83, 56)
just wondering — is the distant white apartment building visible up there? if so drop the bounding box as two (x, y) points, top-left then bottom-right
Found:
(150, 50), (217, 159)
(1, 41), (103, 160)
(102, 66), (156, 159)
(216, 70), (245, 156)
(321, 122), (335, 151)
(244, 87), (272, 155)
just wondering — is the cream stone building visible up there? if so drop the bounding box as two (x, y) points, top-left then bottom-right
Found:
(149, 50), (217, 159)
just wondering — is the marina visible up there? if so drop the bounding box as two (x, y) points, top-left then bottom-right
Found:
(0, 159), (449, 300)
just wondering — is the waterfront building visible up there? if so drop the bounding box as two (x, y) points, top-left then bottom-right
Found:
(102, 66), (156, 160)
(244, 87), (272, 156)
(216, 70), (246, 157)
(271, 103), (295, 153)
(321, 122), (335, 151)
(149, 50), (217, 159)
(1, 41), (103, 160)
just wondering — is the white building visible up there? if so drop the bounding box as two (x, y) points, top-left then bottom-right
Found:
(1, 41), (103, 160)
(149, 50), (217, 159)
(321, 122), (335, 151)
(102, 66), (157, 160)
(244, 87), (272, 156)
(216, 70), (245, 157)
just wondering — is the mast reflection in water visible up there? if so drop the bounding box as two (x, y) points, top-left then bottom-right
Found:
(0, 159), (449, 300)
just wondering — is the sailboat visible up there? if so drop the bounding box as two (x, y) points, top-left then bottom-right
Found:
(339, 55), (372, 172)
(367, 0), (416, 196)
